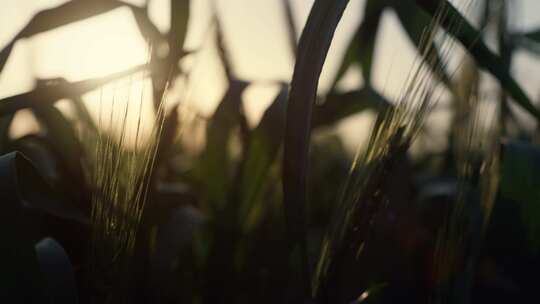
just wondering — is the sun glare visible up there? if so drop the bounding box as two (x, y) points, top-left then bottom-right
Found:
(7, 7), (157, 144)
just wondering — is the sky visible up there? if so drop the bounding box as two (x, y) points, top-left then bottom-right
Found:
(1, 0), (540, 152)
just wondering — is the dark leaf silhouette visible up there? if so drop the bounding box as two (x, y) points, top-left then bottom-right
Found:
(239, 85), (288, 222)
(313, 87), (391, 129)
(282, 0), (351, 300)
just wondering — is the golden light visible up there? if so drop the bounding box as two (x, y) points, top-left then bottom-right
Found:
(4, 6), (157, 145)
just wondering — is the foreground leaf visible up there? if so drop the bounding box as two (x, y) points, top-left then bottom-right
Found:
(35, 238), (78, 304)
(0, 152), (46, 302)
(283, 0), (351, 299)
(0, 152), (84, 302)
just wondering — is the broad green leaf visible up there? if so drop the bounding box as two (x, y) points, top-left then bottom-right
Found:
(151, 205), (204, 301)
(35, 238), (78, 304)
(331, 0), (386, 89)
(198, 80), (248, 209)
(13, 134), (63, 185)
(239, 85), (288, 229)
(0, 152), (47, 302)
(312, 87), (391, 129)
(11, 134), (90, 220)
(198, 80), (255, 303)
(0, 152), (83, 302)
(283, 0), (350, 299)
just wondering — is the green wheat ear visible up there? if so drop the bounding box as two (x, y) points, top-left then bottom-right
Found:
(82, 72), (169, 303)
(313, 1), (468, 301)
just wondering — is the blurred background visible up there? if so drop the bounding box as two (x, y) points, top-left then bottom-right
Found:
(3, 1), (540, 303)
(3, 0), (540, 154)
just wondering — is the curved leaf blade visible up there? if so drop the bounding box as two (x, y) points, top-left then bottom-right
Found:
(282, 0), (351, 299)
(35, 238), (78, 304)
(0, 152), (46, 302)
(0, 152), (84, 302)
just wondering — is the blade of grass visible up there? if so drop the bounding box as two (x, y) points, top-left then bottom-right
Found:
(283, 0), (351, 300)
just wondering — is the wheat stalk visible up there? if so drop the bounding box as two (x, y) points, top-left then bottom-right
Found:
(80, 70), (169, 303)
(313, 1), (469, 301)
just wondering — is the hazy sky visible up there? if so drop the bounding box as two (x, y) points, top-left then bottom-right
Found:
(2, 0), (540, 150)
